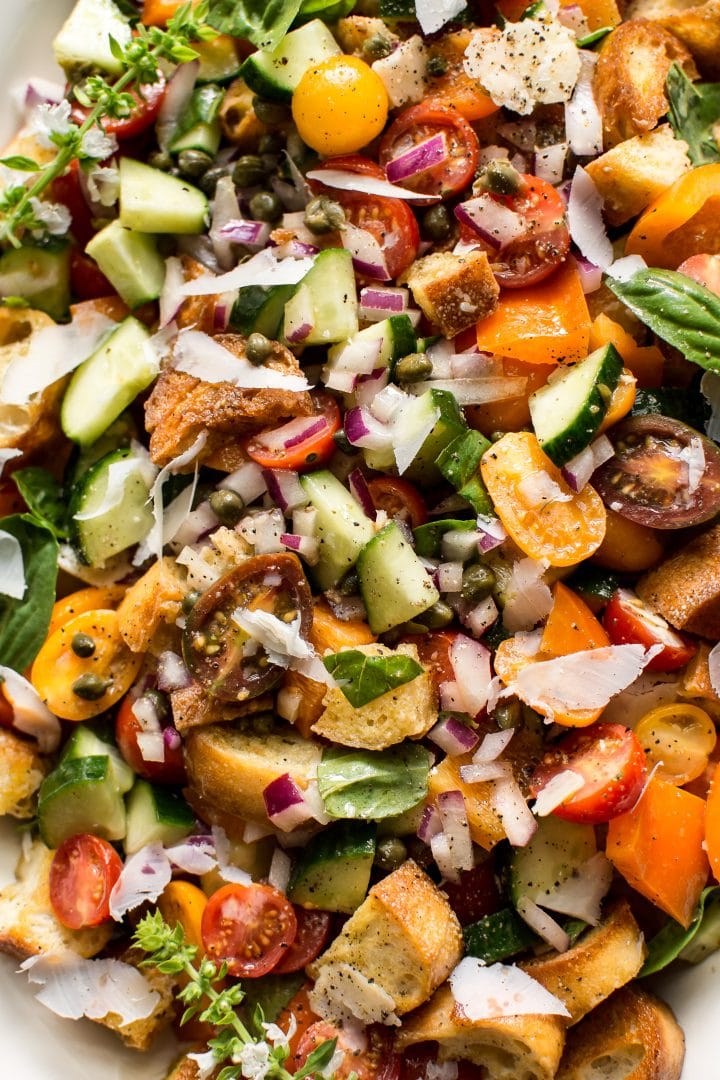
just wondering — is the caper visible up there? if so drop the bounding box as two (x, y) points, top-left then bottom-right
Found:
(475, 158), (523, 197)
(419, 600), (454, 629)
(144, 688), (170, 722)
(374, 836), (408, 872)
(209, 488), (245, 527)
(252, 96), (291, 126)
(182, 589), (201, 614)
(395, 352), (433, 383)
(421, 203), (453, 242)
(427, 54), (449, 77)
(249, 190), (282, 222)
(461, 563), (497, 604)
(258, 132), (284, 155)
(232, 154), (265, 188)
(245, 331), (273, 364)
(72, 673), (110, 701)
(177, 148), (214, 179)
(303, 194), (346, 235)
(492, 698), (522, 730)
(489, 430), (506, 443)
(199, 164), (228, 196)
(148, 150), (173, 172)
(400, 620), (431, 635)
(333, 429), (354, 455)
(362, 33), (393, 60)
(71, 632), (96, 658)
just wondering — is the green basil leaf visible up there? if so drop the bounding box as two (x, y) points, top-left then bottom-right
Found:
(297, 0), (356, 23)
(0, 156), (40, 172)
(207, 0), (303, 50)
(0, 514), (58, 672)
(323, 648), (424, 708)
(607, 268), (720, 372)
(317, 743), (430, 820)
(12, 467), (68, 539)
(640, 886), (720, 976)
(666, 62), (720, 167)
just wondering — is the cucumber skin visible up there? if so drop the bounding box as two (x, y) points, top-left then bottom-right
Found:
(358, 522), (440, 635)
(464, 908), (537, 964)
(38, 755), (126, 849)
(288, 821), (376, 913)
(68, 448), (154, 567)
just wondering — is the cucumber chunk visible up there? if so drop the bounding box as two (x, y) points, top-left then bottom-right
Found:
(125, 780), (194, 854)
(464, 908), (537, 964)
(325, 315), (416, 381)
(241, 19), (341, 102)
(119, 158), (208, 235)
(358, 522), (440, 634)
(0, 244), (70, 321)
(85, 220), (165, 309)
(38, 756), (126, 849)
(437, 429), (493, 515)
(283, 249), (358, 345)
(195, 35), (243, 84)
(168, 85), (224, 157)
(69, 448), (155, 567)
(231, 284), (297, 338)
(62, 724), (134, 794)
(401, 388), (468, 485)
(53, 0), (131, 78)
(300, 470), (375, 590)
(65, 411), (137, 490)
(288, 821), (376, 913)
(509, 815), (596, 906)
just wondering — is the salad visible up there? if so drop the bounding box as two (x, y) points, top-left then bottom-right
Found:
(1, 0), (720, 1077)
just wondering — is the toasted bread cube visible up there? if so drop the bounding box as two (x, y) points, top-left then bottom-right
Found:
(171, 683), (273, 734)
(0, 729), (45, 818)
(682, 641), (720, 703)
(165, 1056), (204, 1080)
(0, 308), (67, 458)
(556, 985), (684, 1080)
(309, 860), (462, 1023)
(406, 251), (500, 339)
(117, 556), (186, 654)
(586, 125), (691, 225)
(93, 947), (177, 1051)
(637, 523), (720, 637)
(627, 0), (720, 77)
(335, 15), (399, 55)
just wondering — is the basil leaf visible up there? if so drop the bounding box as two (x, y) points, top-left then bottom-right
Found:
(0, 156), (39, 172)
(297, 0), (356, 22)
(207, 0), (303, 50)
(323, 649), (424, 708)
(608, 268), (720, 372)
(666, 62), (720, 167)
(0, 514), (58, 672)
(317, 743), (430, 820)
(640, 886), (720, 976)
(12, 467), (68, 539)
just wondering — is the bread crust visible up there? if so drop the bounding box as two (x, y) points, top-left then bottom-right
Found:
(406, 251), (499, 339)
(585, 125), (691, 226)
(627, 0), (720, 76)
(637, 523), (720, 637)
(0, 728), (45, 819)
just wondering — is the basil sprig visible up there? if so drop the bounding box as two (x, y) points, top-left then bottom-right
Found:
(0, 514), (58, 672)
(640, 886), (720, 976)
(323, 648), (424, 708)
(208, 0), (355, 50)
(666, 63), (720, 167)
(317, 743), (430, 820)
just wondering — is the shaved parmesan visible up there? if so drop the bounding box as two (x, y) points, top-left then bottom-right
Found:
(533, 770), (585, 816)
(166, 834), (217, 875)
(567, 165), (613, 271)
(133, 430), (206, 565)
(372, 36), (429, 109)
(109, 843), (172, 920)
(135, 730), (166, 763)
(212, 825), (252, 885)
(449, 957), (570, 1020)
(0, 448), (21, 476)
(233, 609), (314, 665)
(492, 774), (537, 847)
(0, 529), (24, 599)
(0, 665), (60, 752)
(21, 953), (160, 1025)
(395, 405), (439, 475)
(540, 852), (613, 925)
(1, 313), (115, 406)
(310, 963), (401, 1026)
(517, 471), (572, 508)
(474, 729), (514, 763)
(502, 558), (553, 633)
(306, 168), (440, 202)
(180, 248), (314, 297)
(516, 897), (570, 953)
(564, 51), (602, 156)
(268, 847), (292, 893)
(415, 0), (466, 34)
(174, 330), (310, 392)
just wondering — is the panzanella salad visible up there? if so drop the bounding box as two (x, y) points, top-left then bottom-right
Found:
(2, 0), (720, 1076)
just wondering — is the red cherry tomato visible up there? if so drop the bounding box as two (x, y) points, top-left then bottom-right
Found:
(71, 76), (166, 140)
(294, 1022), (400, 1080)
(530, 722), (647, 825)
(678, 253), (720, 298)
(379, 101), (479, 204)
(51, 159), (94, 247)
(367, 477), (428, 529)
(603, 589), (697, 672)
(412, 630), (461, 692)
(440, 859), (502, 927)
(310, 155), (420, 280)
(244, 392), (340, 472)
(49, 833), (123, 930)
(115, 695), (186, 786)
(70, 248), (114, 302)
(272, 908), (332, 974)
(201, 882), (298, 978)
(400, 1044), (485, 1080)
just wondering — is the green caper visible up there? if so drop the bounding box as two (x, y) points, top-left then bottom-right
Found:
(399, 620), (431, 635)
(492, 698), (522, 730)
(249, 190), (282, 222)
(182, 590), (201, 614)
(72, 673), (110, 701)
(419, 600), (454, 629)
(148, 150), (173, 172)
(232, 154), (266, 188)
(395, 352), (433, 383)
(245, 331), (273, 364)
(489, 430), (507, 443)
(177, 148), (214, 179)
(374, 836), (408, 871)
(303, 195), (346, 235)
(333, 429), (354, 455)
(461, 563), (497, 604)
(475, 158), (523, 197)
(421, 203), (453, 243)
(427, 54), (449, 77)
(71, 632), (96, 658)
(252, 96), (291, 126)
(362, 33), (393, 60)
(199, 164), (228, 196)
(258, 132), (284, 156)
(144, 688), (170, 722)
(209, 488), (246, 527)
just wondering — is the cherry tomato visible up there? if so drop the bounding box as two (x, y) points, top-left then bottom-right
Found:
(367, 477), (428, 529)
(530, 722), (647, 825)
(49, 833), (123, 930)
(593, 415), (720, 529)
(272, 908), (332, 974)
(635, 703), (717, 786)
(603, 589), (697, 672)
(293, 1022), (400, 1080)
(277, 985), (321, 1058)
(0, 479), (26, 519)
(51, 159), (94, 247)
(440, 859), (502, 927)
(48, 586), (126, 636)
(244, 392), (340, 472)
(70, 248), (113, 302)
(201, 882), (297, 978)
(412, 629), (461, 691)
(71, 76), (166, 140)
(310, 156), (420, 280)
(292, 56), (388, 156)
(115, 695), (186, 786)
(678, 253), (720, 298)
(379, 101), (479, 203)
(400, 1044), (485, 1080)
(183, 554), (313, 702)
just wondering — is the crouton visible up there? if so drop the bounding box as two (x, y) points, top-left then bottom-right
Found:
(95, 946), (177, 1051)
(636, 523), (720, 637)
(0, 729), (45, 818)
(396, 984), (567, 1080)
(175, 256), (222, 336)
(628, 0), (720, 77)
(117, 556), (187, 654)
(0, 839), (111, 961)
(219, 78), (267, 149)
(334, 15), (400, 56)
(171, 682), (273, 734)
(0, 308), (66, 458)
(586, 125), (691, 226)
(166, 1055), (210, 1080)
(520, 901), (646, 1025)
(556, 985), (684, 1080)
(593, 20), (697, 148)
(405, 251), (500, 339)
(682, 641), (720, 703)
(184, 724), (324, 823)
(308, 860), (462, 1022)
(144, 334), (313, 469)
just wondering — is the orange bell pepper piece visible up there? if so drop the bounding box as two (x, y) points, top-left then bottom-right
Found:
(626, 163), (720, 270)
(476, 261), (591, 365)
(560, 0), (621, 30)
(589, 313), (663, 389)
(705, 770), (720, 882)
(428, 31), (499, 121)
(540, 582), (610, 657)
(591, 508), (664, 573)
(467, 358), (554, 435)
(607, 773), (708, 927)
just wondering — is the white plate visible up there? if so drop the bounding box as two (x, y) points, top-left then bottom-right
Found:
(1, 3), (719, 1077)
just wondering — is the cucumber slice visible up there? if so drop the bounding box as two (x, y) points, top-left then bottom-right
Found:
(65, 411), (137, 490)
(125, 780), (194, 854)
(62, 724), (134, 794)
(288, 821), (375, 913)
(169, 85), (224, 156)
(358, 522), (440, 635)
(464, 908), (537, 964)
(119, 158), (208, 235)
(413, 518), (476, 558)
(231, 284), (297, 338)
(0, 243), (70, 321)
(300, 470), (375, 591)
(529, 343), (623, 467)
(283, 249), (358, 345)
(401, 389), (468, 485)
(69, 448), (154, 567)
(53, 0), (131, 78)
(85, 220), (165, 309)
(509, 815), (596, 907)
(241, 19), (341, 102)
(325, 315), (417, 381)
(195, 35), (242, 84)
(437, 429), (493, 515)
(61, 316), (157, 447)
(38, 756), (126, 850)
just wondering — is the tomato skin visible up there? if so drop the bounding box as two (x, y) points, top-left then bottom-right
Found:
(272, 908), (332, 974)
(678, 254), (720, 297)
(603, 589), (697, 672)
(0, 685), (14, 729)
(367, 477), (428, 529)
(201, 883), (298, 978)
(530, 722), (647, 825)
(244, 392), (340, 472)
(115, 695), (186, 786)
(70, 248), (113, 302)
(51, 160), (94, 247)
(440, 859), (502, 927)
(411, 629), (461, 691)
(49, 834), (123, 930)
(292, 56), (388, 156)
(71, 77), (166, 140)
(379, 101), (479, 203)
(294, 1022), (400, 1080)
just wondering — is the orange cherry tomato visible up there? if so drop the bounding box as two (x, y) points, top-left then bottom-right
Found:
(48, 586), (126, 636)
(367, 476), (428, 529)
(292, 56), (388, 156)
(158, 880), (208, 950)
(244, 392), (340, 472)
(201, 882), (297, 978)
(115, 695), (186, 786)
(0, 684), (14, 729)
(540, 581), (610, 658)
(412, 629), (461, 692)
(426, 30), (500, 121)
(598, 370), (637, 432)
(467, 358), (555, 436)
(379, 101), (479, 203)
(49, 834), (123, 930)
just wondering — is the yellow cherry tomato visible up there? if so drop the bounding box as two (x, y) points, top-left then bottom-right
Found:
(634, 703), (717, 786)
(292, 56), (389, 156)
(31, 609), (143, 721)
(48, 586), (126, 636)
(158, 880), (207, 950)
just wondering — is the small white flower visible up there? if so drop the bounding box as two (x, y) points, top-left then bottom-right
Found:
(262, 1014), (296, 1050)
(233, 1040), (273, 1079)
(187, 1049), (218, 1080)
(86, 163), (119, 206)
(80, 127), (118, 161)
(29, 197), (71, 237)
(30, 99), (75, 147)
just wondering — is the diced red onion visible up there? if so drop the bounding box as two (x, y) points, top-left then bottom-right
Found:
(428, 715), (479, 756)
(164, 726), (182, 752)
(131, 694), (161, 732)
(462, 595), (499, 637)
(532, 143), (568, 186)
(262, 469), (308, 514)
(510, 152), (527, 174)
(477, 514), (507, 553)
(271, 175), (307, 213)
(213, 289), (237, 332)
(281, 532), (319, 564)
(172, 501), (219, 547)
(345, 406), (393, 450)
(136, 731), (166, 763)
(157, 60), (198, 151)
(284, 283), (315, 344)
(437, 790), (474, 876)
(243, 821), (275, 844)
(328, 337), (382, 377)
(437, 561), (464, 593)
(273, 239), (320, 260)
(16, 77), (64, 115)
(218, 218), (270, 248)
(565, 52), (602, 157)
(477, 144), (510, 168)
(210, 176), (242, 271)
(359, 286), (409, 322)
(268, 847), (292, 893)
(263, 774), (315, 832)
(252, 509), (285, 554)
(292, 506), (318, 537)
(516, 897), (570, 953)
(491, 776), (537, 847)
(454, 195), (525, 251)
(282, 149), (312, 208)
(430, 832), (461, 882)
(219, 461), (267, 504)
(562, 434), (614, 492)
(370, 384), (409, 424)
(460, 760), (511, 783)
(157, 651), (193, 692)
(386, 133), (448, 183)
(449, 634), (493, 717)
(324, 592), (367, 622)
(353, 368), (389, 408)
(348, 468), (377, 520)
(417, 803), (443, 843)
(341, 222), (390, 281)
(572, 253), (603, 295)
(450, 352), (499, 379)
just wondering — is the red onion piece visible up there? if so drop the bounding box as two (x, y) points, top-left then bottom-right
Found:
(273, 239), (320, 259)
(163, 726), (182, 753)
(565, 53), (602, 158)
(386, 133), (448, 183)
(428, 715), (479, 756)
(341, 222), (390, 281)
(157, 60), (199, 151)
(532, 142), (568, 186)
(280, 532), (320, 564)
(408, 377), (527, 406)
(557, 3), (590, 34)
(516, 897), (570, 953)
(436, 790), (474, 877)
(345, 406), (393, 451)
(263, 773), (315, 832)
(474, 728), (515, 763)
(437, 561), (464, 593)
(324, 591), (368, 622)
(461, 594), (499, 637)
(561, 434), (614, 492)
(353, 368), (389, 408)
(348, 468), (377, 520)
(449, 634), (492, 717)
(454, 195), (525, 251)
(156, 651), (192, 692)
(417, 802), (443, 843)
(217, 218), (270, 247)
(441, 529), (480, 562)
(359, 286), (409, 322)
(262, 469), (308, 513)
(491, 776), (537, 848)
(219, 461), (267, 505)
(476, 514), (507, 553)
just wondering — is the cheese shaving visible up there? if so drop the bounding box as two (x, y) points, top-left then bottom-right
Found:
(415, 0), (466, 34)
(449, 957), (571, 1020)
(0, 529), (24, 599)
(109, 843), (172, 921)
(309, 963), (401, 1026)
(21, 953), (160, 1025)
(180, 248), (314, 297)
(173, 330), (311, 391)
(306, 168), (440, 202)
(1, 313), (115, 406)
(133, 430), (206, 565)
(0, 448), (21, 476)
(0, 665), (60, 752)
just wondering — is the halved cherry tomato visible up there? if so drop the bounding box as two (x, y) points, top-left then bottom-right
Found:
(293, 1022), (400, 1080)
(0, 480), (26, 519)
(49, 833), (123, 930)
(679, 253), (720, 297)
(201, 882), (297, 978)
(635, 703), (717, 786)
(530, 722), (647, 825)
(71, 76), (166, 140)
(426, 30), (500, 121)
(593, 415), (720, 529)
(467, 357), (555, 435)
(367, 476), (427, 529)
(440, 859), (502, 926)
(51, 159), (94, 247)
(48, 586), (126, 636)
(310, 156), (420, 280)
(70, 248), (113, 302)
(379, 102), (478, 203)
(277, 985), (321, 1058)
(603, 589), (697, 672)
(115, 695), (187, 786)
(591, 508), (664, 574)
(244, 391), (340, 472)
(272, 907), (332, 974)
(401, 1043), (485, 1080)
(626, 163), (720, 269)
(158, 880), (207, 949)
(412, 629), (461, 691)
